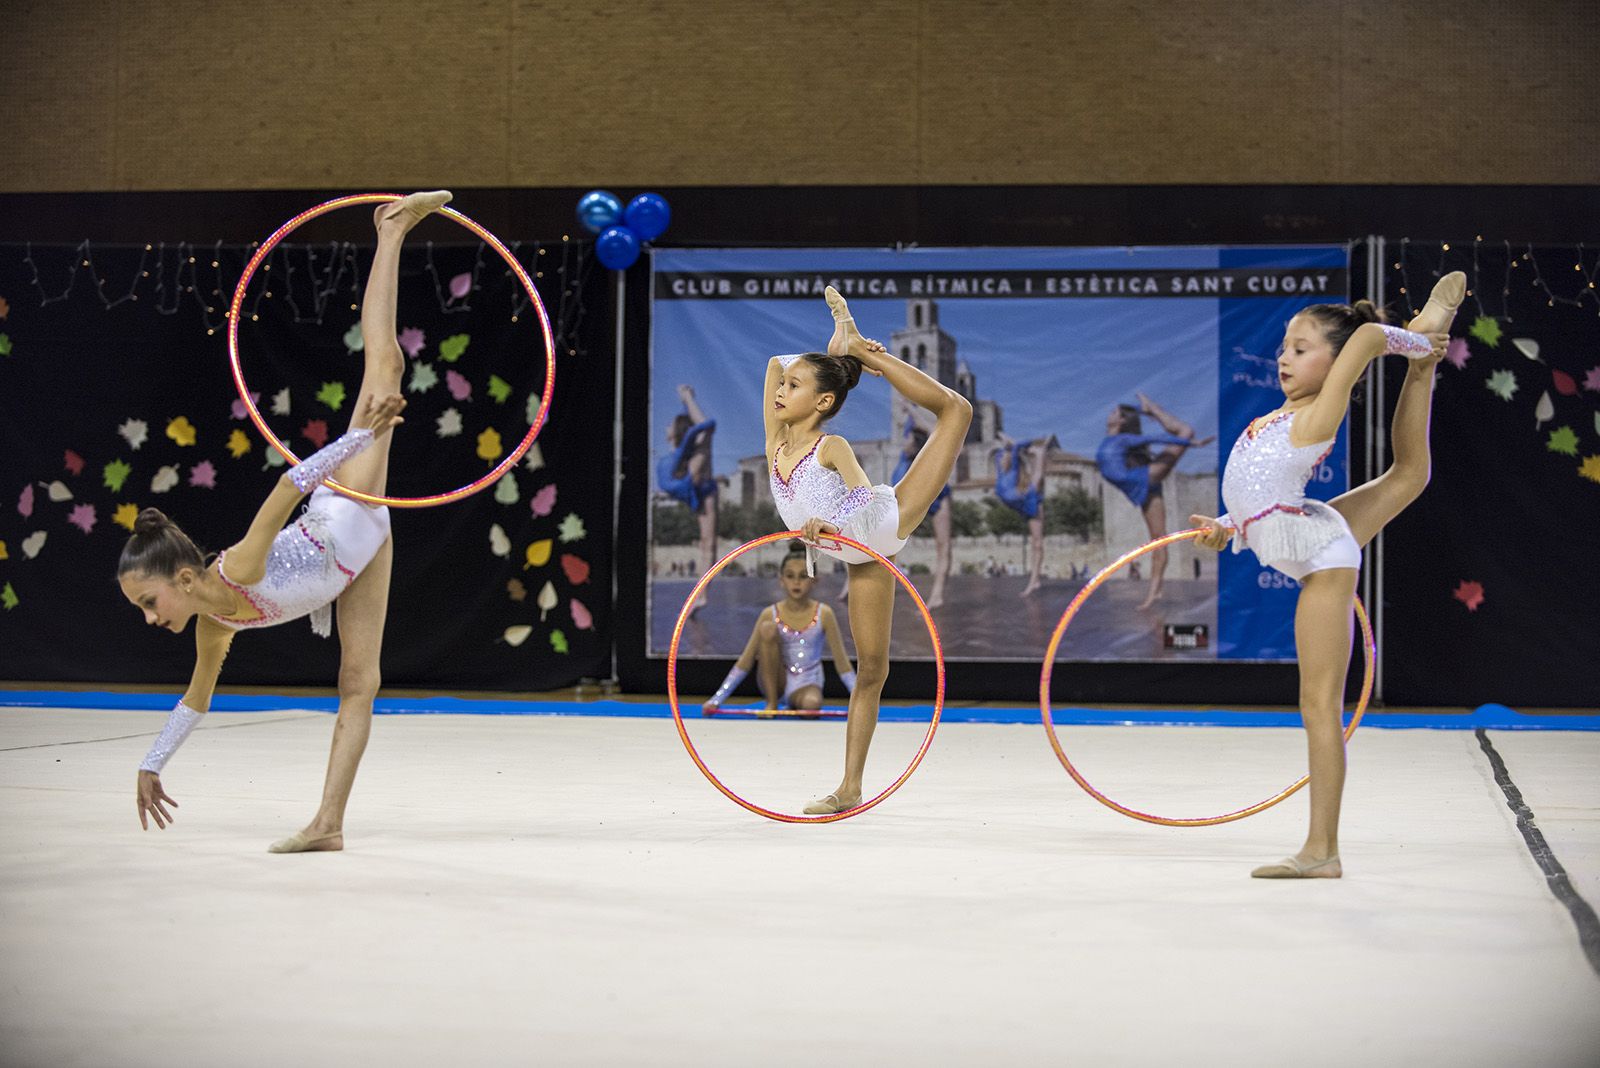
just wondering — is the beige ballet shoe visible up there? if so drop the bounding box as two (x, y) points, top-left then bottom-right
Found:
(801, 791), (860, 815)
(267, 829), (344, 854)
(1250, 854), (1341, 879)
(823, 285), (863, 357)
(1406, 270), (1465, 334)
(374, 190), (453, 232)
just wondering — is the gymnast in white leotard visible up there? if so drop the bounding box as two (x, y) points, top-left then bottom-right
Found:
(115, 189), (454, 854)
(1191, 276), (1462, 880)
(703, 543), (857, 714)
(761, 286), (973, 814)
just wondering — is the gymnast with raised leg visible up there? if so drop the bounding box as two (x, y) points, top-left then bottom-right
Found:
(764, 286), (972, 814)
(702, 542), (856, 715)
(991, 432), (1053, 596)
(1096, 396), (1215, 609)
(116, 190), (452, 853)
(657, 383), (719, 612)
(1191, 272), (1462, 878)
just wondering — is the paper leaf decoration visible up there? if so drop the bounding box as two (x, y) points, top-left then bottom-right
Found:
(67, 502), (96, 534)
(476, 427), (503, 462)
(570, 598), (593, 631)
(436, 408), (463, 438)
(439, 334), (470, 363)
(343, 323), (364, 352)
(227, 429), (252, 459)
(502, 625), (533, 647)
(0, 295), (8, 318)
(151, 465), (180, 493)
(493, 472), (519, 505)
(302, 419), (329, 449)
(1547, 427), (1579, 456)
(557, 513), (586, 543)
(166, 416), (197, 447)
(118, 418), (149, 450)
(523, 442), (545, 472)
(524, 539), (553, 569)
(408, 361), (439, 393)
(537, 580), (558, 621)
(448, 272), (472, 301)
(530, 483), (557, 517)
(316, 381), (347, 411)
(64, 450), (85, 476)
(489, 524), (511, 558)
(21, 531), (46, 558)
(113, 503), (139, 531)
(1580, 455), (1600, 484)
(0, 540), (6, 560)
(1468, 316), (1503, 348)
(487, 375), (513, 404)
(446, 370), (472, 402)
(18, 484), (33, 518)
(44, 481), (73, 502)
(1, 583), (16, 610)
(230, 392), (261, 420)
(0, 334), (12, 357)
(560, 553), (590, 586)
(102, 458), (132, 493)
(262, 450), (286, 470)
(1583, 366), (1600, 394)
(1511, 338), (1541, 363)
(549, 629), (569, 654)
(398, 327), (426, 359)
(1442, 338), (1470, 371)
(1534, 391), (1554, 427)
(1485, 369), (1518, 401)
(1452, 580), (1485, 612)
(189, 461), (217, 489)
(271, 388), (291, 415)
(507, 578), (527, 602)
(526, 392), (542, 426)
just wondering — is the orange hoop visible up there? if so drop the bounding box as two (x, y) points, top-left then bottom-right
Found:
(667, 531), (945, 823)
(1039, 529), (1375, 827)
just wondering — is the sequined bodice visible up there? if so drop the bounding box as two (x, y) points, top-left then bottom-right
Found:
(1220, 412), (1334, 538)
(211, 514), (355, 632)
(775, 605), (823, 682)
(769, 435), (871, 530)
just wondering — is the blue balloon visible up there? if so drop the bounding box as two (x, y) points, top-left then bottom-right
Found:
(576, 190), (623, 234)
(595, 225), (641, 270)
(623, 192), (671, 241)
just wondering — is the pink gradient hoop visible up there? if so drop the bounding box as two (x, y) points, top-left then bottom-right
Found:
(227, 193), (556, 508)
(1039, 529), (1375, 827)
(667, 530), (945, 824)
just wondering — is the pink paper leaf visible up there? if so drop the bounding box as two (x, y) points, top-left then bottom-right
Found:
(188, 460), (217, 489)
(530, 483), (557, 517)
(446, 370), (472, 402)
(448, 272), (472, 301)
(67, 502), (96, 534)
(18, 483), (34, 519)
(570, 598), (593, 631)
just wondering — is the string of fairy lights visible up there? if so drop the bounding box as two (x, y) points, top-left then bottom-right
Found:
(16, 236), (592, 358)
(1393, 238), (1600, 323)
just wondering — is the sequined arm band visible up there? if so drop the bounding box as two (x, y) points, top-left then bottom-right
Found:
(288, 428), (375, 493)
(139, 700), (203, 774)
(1215, 513), (1236, 531)
(776, 354), (803, 370)
(705, 666), (748, 709)
(1379, 325), (1432, 359)
(839, 670), (857, 694)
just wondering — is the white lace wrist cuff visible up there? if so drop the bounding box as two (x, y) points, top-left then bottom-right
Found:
(140, 701), (203, 773)
(289, 429), (375, 493)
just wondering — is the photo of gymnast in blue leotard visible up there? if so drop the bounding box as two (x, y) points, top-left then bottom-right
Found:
(657, 383), (719, 611)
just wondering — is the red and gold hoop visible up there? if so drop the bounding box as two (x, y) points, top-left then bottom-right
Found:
(1039, 529), (1375, 827)
(227, 193), (556, 508)
(667, 531), (945, 824)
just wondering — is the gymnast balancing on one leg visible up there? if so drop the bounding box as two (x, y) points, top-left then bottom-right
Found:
(657, 383), (719, 611)
(764, 286), (972, 814)
(702, 542), (857, 715)
(1096, 396), (1215, 609)
(1191, 272), (1463, 878)
(991, 432), (1053, 596)
(116, 190), (452, 853)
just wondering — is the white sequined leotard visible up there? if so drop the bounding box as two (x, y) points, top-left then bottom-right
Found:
(774, 604), (825, 700)
(1218, 411), (1347, 564)
(770, 434), (905, 571)
(210, 489), (390, 637)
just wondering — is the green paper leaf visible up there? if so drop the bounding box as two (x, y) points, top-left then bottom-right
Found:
(549, 629), (569, 654)
(1547, 426), (1579, 456)
(557, 512), (586, 544)
(343, 323), (364, 352)
(487, 374), (513, 404)
(316, 381), (347, 412)
(408, 361), (438, 393)
(1485, 369), (1518, 401)
(439, 334), (471, 363)
(103, 458), (132, 493)
(0, 333), (12, 357)
(1, 582), (17, 610)
(1468, 316), (1503, 348)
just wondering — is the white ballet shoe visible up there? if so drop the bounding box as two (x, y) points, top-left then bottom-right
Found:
(801, 791), (860, 815)
(1250, 854), (1341, 879)
(374, 190), (453, 231)
(267, 829), (344, 854)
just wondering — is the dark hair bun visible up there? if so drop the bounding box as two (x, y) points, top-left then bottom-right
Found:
(1351, 299), (1388, 325)
(133, 507), (171, 538)
(839, 357), (864, 390)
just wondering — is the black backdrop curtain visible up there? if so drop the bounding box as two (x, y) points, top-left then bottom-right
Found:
(0, 239), (612, 691)
(1381, 243), (1600, 707)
